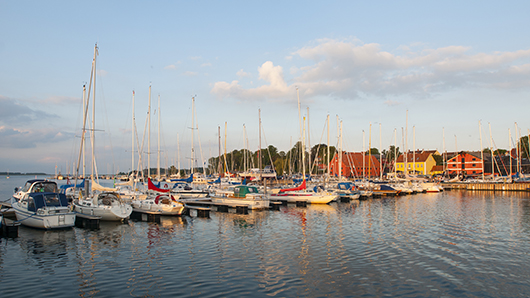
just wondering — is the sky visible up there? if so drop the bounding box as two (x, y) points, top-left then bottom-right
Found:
(1, 0), (530, 174)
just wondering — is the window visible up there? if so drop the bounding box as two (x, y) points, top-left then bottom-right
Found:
(472, 158), (476, 161)
(472, 164), (476, 167)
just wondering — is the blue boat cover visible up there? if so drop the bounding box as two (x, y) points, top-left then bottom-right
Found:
(27, 192), (69, 211)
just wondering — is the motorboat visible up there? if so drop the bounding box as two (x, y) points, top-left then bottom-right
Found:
(11, 179), (75, 229)
(210, 185), (270, 210)
(268, 180), (337, 204)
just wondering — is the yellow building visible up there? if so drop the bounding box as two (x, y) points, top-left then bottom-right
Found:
(395, 150), (439, 175)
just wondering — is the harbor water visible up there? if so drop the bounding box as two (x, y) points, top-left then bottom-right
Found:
(1, 175), (530, 297)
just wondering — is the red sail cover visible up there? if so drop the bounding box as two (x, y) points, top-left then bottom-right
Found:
(279, 179), (306, 193)
(148, 178), (170, 193)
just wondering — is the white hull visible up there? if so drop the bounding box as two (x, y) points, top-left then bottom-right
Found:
(74, 202), (132, 221)
(210, 196), (270, 210)
(268, 192), (337, 204)
(131, 199), (185, 216)
(12, 203), (75, 229)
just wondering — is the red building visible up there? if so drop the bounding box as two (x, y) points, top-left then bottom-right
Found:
(446, 151), (485, 176)
(329, 152), (381, 178)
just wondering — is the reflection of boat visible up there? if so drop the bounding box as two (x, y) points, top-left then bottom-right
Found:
(210, 185), (270, 210)
(11, 180), (75, 229)
(131, 194), (185, 216)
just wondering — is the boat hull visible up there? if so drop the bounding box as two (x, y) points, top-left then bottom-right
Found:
(268, 192), (337, 204)
(12, 204), (75, 229)
(74, 204), (132, 221)
(210, 196), (270, 210)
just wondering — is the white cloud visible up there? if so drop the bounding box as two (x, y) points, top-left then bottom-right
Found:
(164, 64), (177, 70)
(201, 62), (212, 67)
(211, 38), (530, 102)
(236, 69), (251, 78)
(0, 125), (73, 148)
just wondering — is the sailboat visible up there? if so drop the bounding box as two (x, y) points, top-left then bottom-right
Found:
(71, 44), (132, 221)
(268, 89), (337, 204)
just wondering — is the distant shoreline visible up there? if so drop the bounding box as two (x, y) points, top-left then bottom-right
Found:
(0, 172), (48, 176)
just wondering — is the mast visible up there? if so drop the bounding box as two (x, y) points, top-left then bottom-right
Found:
(340, 120), (343, 180)
(443, 127), (446, 177)
(489, 123), (494, 178)
(327, 114), (330, 180)
(479, 121), (484, 180)
(259, 109), (262, 178)
(394, 128), (397, 180)
(362, 130), (365, 180)
(218, 126), (222, 175)
(91, 44), (98, 182)
(191, 96), (195, 175)
(224, 122), (228, 174)
(405, 110), (408, 175)
(307, 106), (311, 176)
(82, 85), (86, 179)
(147, 84), (151, 178)
(132, 90), (135, 179)
(157, 94), (161, 180)
(297, 88), (302, 174)
(413, 126), (416, 175)
(509, 128), (512, 177)
(368, 122), (372, 179)
(379, 123), (382, 180)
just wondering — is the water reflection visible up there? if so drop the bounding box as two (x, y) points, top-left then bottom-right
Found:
(3, 191), (530, 297)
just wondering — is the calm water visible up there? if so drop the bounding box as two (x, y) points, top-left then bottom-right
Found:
(1, 175), (530, 297)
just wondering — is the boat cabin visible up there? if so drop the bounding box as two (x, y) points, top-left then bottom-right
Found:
(26, 192), (69, 211)
(233, 185), (260, 198)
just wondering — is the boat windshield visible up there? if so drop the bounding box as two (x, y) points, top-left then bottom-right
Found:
(31, 182), (59, 193)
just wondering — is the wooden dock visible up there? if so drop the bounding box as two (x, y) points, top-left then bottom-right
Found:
(442, 182), (530, 191)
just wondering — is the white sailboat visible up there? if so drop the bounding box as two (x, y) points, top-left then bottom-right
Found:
(71, 44), (132, 221)
(268, 89), (337, 204)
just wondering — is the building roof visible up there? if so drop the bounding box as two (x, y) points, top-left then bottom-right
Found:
(396, 151), (434, 163)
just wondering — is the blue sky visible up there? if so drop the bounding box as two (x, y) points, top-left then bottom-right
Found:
(1, 1), (530, 174)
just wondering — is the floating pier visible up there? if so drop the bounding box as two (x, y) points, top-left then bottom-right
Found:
(442, 182), (530, 191)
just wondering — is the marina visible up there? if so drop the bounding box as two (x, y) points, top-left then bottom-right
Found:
(2, 175), (530, 297)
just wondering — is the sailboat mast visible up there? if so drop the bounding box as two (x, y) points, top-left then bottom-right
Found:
(259, 109), (262, 174)
(368, 122), (372, 179)
(147, 84), (151, 178)
(82, 85), (86, 179)
(327, 114), (330, 179)
(379, 123), (382, 180)
(413, 126), (416, 175)
(157, 94), (161, 180)
(489, 123), (494, 178)
(132, 91), (135, 178)
(297, 88), (302, 174)
(91, 44), (97, 181)
(191, 96), (195, 175)
(479, 121), (484, 180)
(394, 129), (397, 180)
(509, 128), (512, 177)
(307, 106), (311, 176)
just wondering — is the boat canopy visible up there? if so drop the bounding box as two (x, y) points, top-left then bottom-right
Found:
(234, 185), (259, 198)
(27, 192), (69, 211)
(59, 179), (85, 190)
(338, 182), (354, 190)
